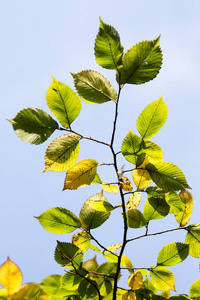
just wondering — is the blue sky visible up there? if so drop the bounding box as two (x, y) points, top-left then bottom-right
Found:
(1, 0), (200, 295)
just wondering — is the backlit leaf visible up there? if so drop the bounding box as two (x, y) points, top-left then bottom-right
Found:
(91, 173), (102, 184)
(40, 275), (73, 297)
(190, 276), (200, 298)
(120, 176), (133, 191)
(118, 36), (162, 85)
(72, 231), (91, 252)
(165, 192), (185, 224)
(104, 244), (122, 254)
(185, 224), (200, 258)
(179, 189), (193, 227)
(145, 162), (191, 192)
(137, 97), (167, 140)
(44, 133), (81, 172)
(85, 199), (114, 213)
(72, 70), (117, 104)
(143, 195), (169, 221)
(46, 77), (81, 128)
(99, 279), (112, 297)
(126, 192), (141, 210)
(142, 140), (163, 163)
(132, 169), (152, 190)
(121, 130), (142, 164)
(10, 283), (48, 300)
(95, 18), (123, 71)
(35, 207), (81, 234)
(102, 183), (119, 194)
(128, 271), (143, 290)
(0, 257), (22, 295)
(63, 159), (98, 190)
(54, 241), (83, 268)
(150, 266), (176, 291)
(62, 272), (85, 291)
(82, 255), (99, 272)
(157, 242), (189, 266)
(8, 108), (58, 145)
(126, 209), (147, 228)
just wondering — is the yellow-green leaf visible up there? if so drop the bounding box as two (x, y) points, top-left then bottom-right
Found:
(157, 242), (189, 266)
(126, 209), (147, 228)
(128, 271), (143, 290)
(82, 255), (99, 272)
(102, 183), (119, 194)
(132, 169), (152, 190)
(179, 189), (193, 227)
(190, 276), (200, 298)
(85, 199), (114, 213)
(44, 133), (80, 172)
(0, 258), (22, 295)
(185, 224), (200, 258)
(72, 231), (91, 252)
(150, 266), (176, 292)
(63, 159), (98, 190)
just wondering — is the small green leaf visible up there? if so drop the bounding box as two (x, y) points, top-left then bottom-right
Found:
(145, 162), (191, 192)
(91, 173), (102, 184)
(99, 279), (112, 297)
(157, 242), (189, 266)
(178, 189), (193, 227)
(150, 266), (176, 291)
(95, 18), (123, 71)
(54, 241), (83, 268)
(190, 276), (200, 298)
(46, 77), (81, 128)
(72, 231), (91, 252)
(35, 207), (81, 234)
(85, 200), (114, 213)
(121, 130), (142, 164)
(185, 224), (200, 258)
(143, 195), (169, 221)
(63, 159), (98, 190)
(126, 209), (147, 228)
(44, 133), (81, 172)
(8, 108), (58, 145)
(137, 97), (168, 140)
(118, 36), (162, 85)
(72, 70), (117, 104)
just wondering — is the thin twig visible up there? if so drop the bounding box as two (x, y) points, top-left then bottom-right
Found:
(89, 232), (118, 257)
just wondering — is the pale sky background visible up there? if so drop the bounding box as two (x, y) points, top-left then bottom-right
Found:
(1, 0), (200, 295)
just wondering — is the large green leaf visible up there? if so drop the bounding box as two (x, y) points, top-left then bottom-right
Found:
(185, 224), (200, 258)
(137, 97), (168, 140)
(85, 191), (114, 213)
(145, 162), (191, 192)
(72, 70), (117, 104)
(35, 207), (81, 234)
(118, 36), (162, 85)
(165, 192), (185, 224)
(54, 241), (83, 268)
(94, 18), (123, 71)
(126, 209), (147, 228)
(63, 159), (98, 190)
(8, 108), (58, 145)
(44, 133), (80, 172)
(150, 266), (176, 291)
(141, 140), (163, 163)
(157, 242), (189, 266)
(40, 275), (76, 297)
(190, 276), (200, 298)
(143, 195), (169, 221)
(46, 77), (81, 128)
(79, 202), (110, 230)
(121, 130), (142, 164)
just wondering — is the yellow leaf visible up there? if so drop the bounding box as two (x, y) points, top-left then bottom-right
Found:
(132, 169), (152, 190)
(179, 189), (193, 226)
(0, 257), (22, 295)
(126, 192), (141, 210)
(121, 255), (134, 273)
(102, 183), (119, 194)
(72, 231), (91, 252)
(122, 290), (136, 300)
(104, 244), (122, 254)
(128, 271), (143, 290)
(63, 159), (98, 190)
(10, 283), (48, 299)
(82, 255), (99, 272)
(120, 177), (133, 191)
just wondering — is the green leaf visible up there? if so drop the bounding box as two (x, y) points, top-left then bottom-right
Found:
(8, 108), (58, 145)
(145, 162), (191, 192)
(141, 140), (163, 163)
(126, 209), (147, 228)
(143, 195), (169, 221)
(40, 275), (75, 297)
(185, 224), (200, 258)
(99, 279), (112, 297)
(8, 283), (48, 300)
(94, 18), (123, 71)
(72, 70), (117, 104)
(157, 242), (189, 266)
(46, 77), (81, 128)
(85, 198), (114, 213)
(165, 192), (185, 224)
(35, 207), (81, 234)
(190, 276), (200, 298)
(63, 159), (98, 190)
(91, 173), (102, 184)
(72, 231), (91, 252)
(137, 97), (168, 140)
(79, 202), (110, 230)
(89, 244), (102, 254)
(140, 277), (157, 295)
(44, 133), (81, 172)
(62, 272), (85, 291)
(54, 241), (83, 268)
(96, 262), (117, 278)
(150, 266), (176, 291)
(178, 189), (193, 227)
(121, 130), (142, 164)
(118, 36), (162, 85)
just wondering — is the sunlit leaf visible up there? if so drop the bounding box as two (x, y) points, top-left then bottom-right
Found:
(99, 279), (112, 297)
(72, 231), (91, 252)
(166, 192), (185, 224)
(8, 108), (58, 145)
(141, 140), (163, 163)
(40, 275), (74, 297)
(91, 173), (102, 184)
(126, 192), (141, 210)
(95, 18), (123, 71)
(44, 133), (81, 172)
(104, 244), (122, 254)
(143, 195), (169, 221)
(120, 176), (133, 191)
(85, 199), (114, 213)
(178, 189), (193, 227)
(54, 241), (83, 268)
(35, 207), (81, 234)
(118, 36), (162, 85)
(150, 266), (176, 291)
(140, 277), (157, 294)
(190, 276), (200, 298)
(63, 159), (98, 190)
(102, 183), (119, 194)
(145, 162), (191, 192)
(10, 283), (48, 300)
(72, 70), (117, 104)
(185, 224), (200, 258)
(122, 290), (136, 300)
(157, 242), (189, 266)
(137, 97), (167, 140)
(89, 244), (102, 254)
(0, 257), (22, 295)
(132, 168), (152, 190)
(126, 209), (147, 228)
(82, 255), (99, 272)
(128, 271), (143, 290)
(62, 272), (85, 291)
(46, 77), (81, 128)
(121, 130), (142, 164)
